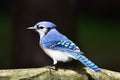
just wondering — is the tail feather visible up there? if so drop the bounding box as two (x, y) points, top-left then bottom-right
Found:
(76, 54), (101, 72)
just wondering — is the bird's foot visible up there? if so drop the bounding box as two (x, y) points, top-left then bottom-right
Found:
(44, 66), (56, 75)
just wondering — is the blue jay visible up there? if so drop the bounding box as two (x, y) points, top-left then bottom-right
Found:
(27, 21), (101, 72)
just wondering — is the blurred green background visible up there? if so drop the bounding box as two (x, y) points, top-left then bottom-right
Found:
(77, 15), (120, 71)
(0, 0), (120, 72)
(0, 12), (12, 68)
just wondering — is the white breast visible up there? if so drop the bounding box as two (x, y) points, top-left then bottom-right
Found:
(41, 47), (73, 65)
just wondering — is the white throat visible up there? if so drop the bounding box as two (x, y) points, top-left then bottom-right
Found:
(36, 28), (48, 40)
(39, 32), (45, 40)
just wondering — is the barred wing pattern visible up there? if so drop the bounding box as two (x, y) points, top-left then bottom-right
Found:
(42, 40), (80, 52)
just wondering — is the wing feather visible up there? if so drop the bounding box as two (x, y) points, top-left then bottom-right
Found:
(42, 40), (82, 53)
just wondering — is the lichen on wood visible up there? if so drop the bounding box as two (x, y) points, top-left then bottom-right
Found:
(0, 67), (120, 80)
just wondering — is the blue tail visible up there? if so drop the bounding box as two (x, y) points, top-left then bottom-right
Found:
(75, 54), (101, 72)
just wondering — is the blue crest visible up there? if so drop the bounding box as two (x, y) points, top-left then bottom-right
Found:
(35, 21), (56, 28)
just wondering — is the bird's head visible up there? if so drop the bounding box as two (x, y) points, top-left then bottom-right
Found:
(27, 21), (56, 39)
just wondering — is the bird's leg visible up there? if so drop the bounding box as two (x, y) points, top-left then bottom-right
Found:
(45, 66), (52, 75)
(53, 59), (59, 70)
(44, 65), (56, 75)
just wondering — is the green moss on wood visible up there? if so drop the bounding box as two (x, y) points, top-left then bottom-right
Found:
(0, 67), (120, 80)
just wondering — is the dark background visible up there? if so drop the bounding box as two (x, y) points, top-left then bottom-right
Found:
(0, 0), (120, 72)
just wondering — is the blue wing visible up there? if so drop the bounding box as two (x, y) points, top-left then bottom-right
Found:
(41, 40), (81, 53)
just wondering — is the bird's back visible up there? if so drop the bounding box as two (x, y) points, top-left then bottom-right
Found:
(41, 29), (68, 44)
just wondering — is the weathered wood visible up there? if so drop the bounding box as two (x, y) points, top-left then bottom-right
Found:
(0, 67), (120, 80)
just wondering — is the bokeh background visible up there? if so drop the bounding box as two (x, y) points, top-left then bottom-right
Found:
(0, 0), (120, 72)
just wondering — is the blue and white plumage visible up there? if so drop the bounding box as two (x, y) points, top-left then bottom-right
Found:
(27, 21), (101, 72)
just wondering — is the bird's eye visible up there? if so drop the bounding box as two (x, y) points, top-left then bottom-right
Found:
(39, 26), (44, 29)
(36, 25), (44, 29)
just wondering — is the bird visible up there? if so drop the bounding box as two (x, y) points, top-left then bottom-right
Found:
(27, 21), (101, 72)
